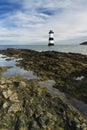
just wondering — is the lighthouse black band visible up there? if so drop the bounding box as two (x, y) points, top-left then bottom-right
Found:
(49, 37), (54, 40)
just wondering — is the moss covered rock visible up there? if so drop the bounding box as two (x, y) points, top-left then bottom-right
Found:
(0, 76), (87, 129)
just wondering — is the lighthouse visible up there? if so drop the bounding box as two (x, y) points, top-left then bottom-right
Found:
(48, 30), (54, 46)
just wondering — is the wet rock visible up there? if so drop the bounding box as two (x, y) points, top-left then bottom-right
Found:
(34, 87), (42, 96)
(46, 112), (53, 119)
(28, 120), (39, 130)
(0, 97), (4, 108)
(37, 112), (53, 129)
(76, 124), (81, 129)
(37, 117), (46, 128)
(34, 107), (43, 118)
(13, 81), (19, 87)
(27, 107), (33, 117)
(69, 119), (77, 128)
(81, 123), (87, 130)
(15, 116), (27, 130)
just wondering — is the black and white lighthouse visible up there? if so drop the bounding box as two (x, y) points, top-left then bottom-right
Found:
(48, 30), (54, 46)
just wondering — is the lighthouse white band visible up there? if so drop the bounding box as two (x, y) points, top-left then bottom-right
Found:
(48, 30), (54, 45)
(49, 34), (54, 38)
(49, 40), (54, 44)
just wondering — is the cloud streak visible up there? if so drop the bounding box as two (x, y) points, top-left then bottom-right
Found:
(0, 0), (87, 44)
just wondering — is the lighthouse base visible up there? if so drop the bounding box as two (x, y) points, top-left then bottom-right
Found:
(48, 43), (54, 46)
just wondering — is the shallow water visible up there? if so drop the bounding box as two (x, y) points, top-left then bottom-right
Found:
(2, 66), (39, 79)
(70, 98), (87, 119)
(0, 54), (39, 79)
(39, 80), (87, 118)
(0, 54), (16, 66)
(39, 80), (66, 100)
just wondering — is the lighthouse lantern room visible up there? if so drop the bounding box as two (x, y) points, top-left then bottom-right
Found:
(48, 30), (54, 46)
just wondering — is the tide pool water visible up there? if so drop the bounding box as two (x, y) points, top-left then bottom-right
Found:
(0, 54), (39, 79)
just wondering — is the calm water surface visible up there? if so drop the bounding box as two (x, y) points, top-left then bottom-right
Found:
(0, 45), (87, 55)
(0, 54), (39, 79)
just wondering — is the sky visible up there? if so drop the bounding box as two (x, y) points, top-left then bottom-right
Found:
(0, 0), (87, 45)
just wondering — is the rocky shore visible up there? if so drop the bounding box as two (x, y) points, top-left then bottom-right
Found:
(0, 48), (87, 129)
(0, 48), (87, 103)
(0, 76), (87, 130)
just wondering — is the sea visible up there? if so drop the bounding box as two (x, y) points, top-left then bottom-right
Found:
(0, 45), (87, 55)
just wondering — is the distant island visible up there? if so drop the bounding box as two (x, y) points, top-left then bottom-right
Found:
(80, 41), (87, 45)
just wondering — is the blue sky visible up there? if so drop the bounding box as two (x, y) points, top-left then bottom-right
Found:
(0, 0), (87, 45)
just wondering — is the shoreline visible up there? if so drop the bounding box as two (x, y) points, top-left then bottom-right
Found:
(0, 44), (87, 55)
(0, 48), (87, 103)
(0, 48), (87, 129)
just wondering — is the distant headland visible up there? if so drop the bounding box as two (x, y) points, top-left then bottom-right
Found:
(80, 41), (87, 45)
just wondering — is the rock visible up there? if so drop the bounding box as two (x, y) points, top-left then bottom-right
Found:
(13, 81), (19, 87)
(2, 89), (19, 102)
(0, 79), (6, 85)
(9, 92), (19, 102)
(38, 117), (46, 128)
(2, 89), (13, 99)
(69, 119), (77, 129)
(15, 116), (27, 130)
(79, 116), (84, 122)
(8, 103), (22, 113)
(19, 81), (26, 88)
(74, 118), (80, 124)
(3, 102), (9, 109)
(37, 113), (53, 128)
(0, 60), (87, 130)
(6, 80), (12, 84)
(0, 84), (7, 89)
(34, 107), (43, 118)
(30, 98), (34, 104)
(82, 127), (87, 130)
(46, 112), (53, 119)
(27, 107), (33, 117)
(58, 128), (64, 130)
(81, 123), (87, 130)
(76, 123), (81, 129)
(28, 120), (39, 130)
(0, 97), (3, 108)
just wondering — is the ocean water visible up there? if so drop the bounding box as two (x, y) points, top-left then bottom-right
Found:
(0, 45), (87, 55)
